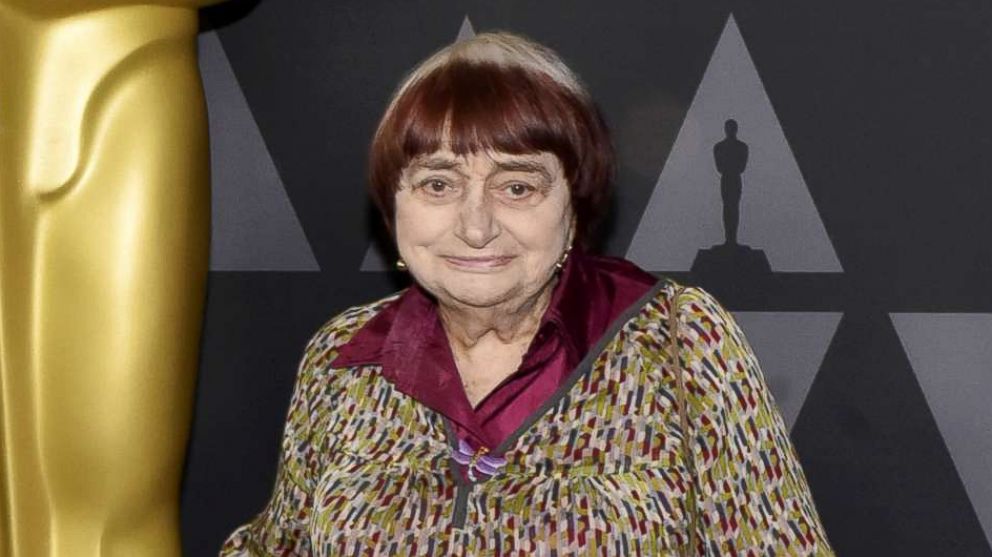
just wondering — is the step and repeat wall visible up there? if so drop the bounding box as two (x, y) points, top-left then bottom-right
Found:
(182, 1), (992, 555)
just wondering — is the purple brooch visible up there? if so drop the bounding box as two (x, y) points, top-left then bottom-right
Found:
(452, 438), (507, 481)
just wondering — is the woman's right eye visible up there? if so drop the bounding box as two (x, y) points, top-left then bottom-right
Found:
(415, 178), (456, 199)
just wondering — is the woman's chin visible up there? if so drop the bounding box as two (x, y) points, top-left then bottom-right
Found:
(437, 283), (520, 310)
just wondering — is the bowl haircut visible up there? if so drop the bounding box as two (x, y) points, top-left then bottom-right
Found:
(367, 32), (615, 249)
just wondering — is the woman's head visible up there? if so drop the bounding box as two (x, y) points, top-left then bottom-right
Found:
(369, 31), (614, 250)
(368, 32), (613, 309)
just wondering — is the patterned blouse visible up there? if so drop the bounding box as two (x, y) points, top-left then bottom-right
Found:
(325, 249), (659, 452)
(220, 278), (834, 556)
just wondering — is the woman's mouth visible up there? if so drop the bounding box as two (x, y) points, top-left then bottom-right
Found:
(441, 255), (516, 270)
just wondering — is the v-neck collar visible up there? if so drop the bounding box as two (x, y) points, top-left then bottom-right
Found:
(441, 278), (671, 482)
(330, 249), (661, 446)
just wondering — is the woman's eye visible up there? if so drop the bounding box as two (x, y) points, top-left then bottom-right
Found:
(416, 179), (454, 197)
(503, 183), (536, 198)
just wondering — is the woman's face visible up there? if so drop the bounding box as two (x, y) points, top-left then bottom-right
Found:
(394, 148), (575, 311)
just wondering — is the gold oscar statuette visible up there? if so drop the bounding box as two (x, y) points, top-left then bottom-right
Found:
(0, 0), (225, 554)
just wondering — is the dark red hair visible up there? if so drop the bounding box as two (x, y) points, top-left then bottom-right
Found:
(368, 56), (615, 249)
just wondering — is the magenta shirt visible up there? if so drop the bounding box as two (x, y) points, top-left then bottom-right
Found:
(331, 248), (658, 452)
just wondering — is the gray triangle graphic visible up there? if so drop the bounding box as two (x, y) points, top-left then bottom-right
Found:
(732, 311), (840, 430)
(361, 240), (392, 272)
(457, 15), (477, 42)
(198, 31), (320, 271)
(626, 14), (841, 272)
(361, 16), (478, 272)
(360, 242), (392, 272)
(891, 313), (992, 551)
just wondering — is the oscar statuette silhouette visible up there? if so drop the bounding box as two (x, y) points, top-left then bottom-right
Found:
(692, 119), (772, 291)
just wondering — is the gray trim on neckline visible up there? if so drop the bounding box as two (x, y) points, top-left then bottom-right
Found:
(440, 275), (675, 481)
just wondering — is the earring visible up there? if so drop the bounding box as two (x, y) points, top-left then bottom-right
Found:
(396, 258), (408, 271)
(554, 244), (572, 272)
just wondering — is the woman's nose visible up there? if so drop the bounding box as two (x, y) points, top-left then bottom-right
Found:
(454, 191), (500, 248)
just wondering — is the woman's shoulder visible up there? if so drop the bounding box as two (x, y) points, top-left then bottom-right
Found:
(634, 277), (759, 386)
(629, 276), (744, 353)
(582, 253), (734, 333)
(626, 275), (719, 320)
(666, 281), (748, 352)
(298, 290), (405, 372)
(662, 279), (735, 324)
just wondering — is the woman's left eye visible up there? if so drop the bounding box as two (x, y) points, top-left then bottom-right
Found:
(503, 183), (536, 198)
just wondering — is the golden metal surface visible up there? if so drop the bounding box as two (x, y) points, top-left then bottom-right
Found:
(0, 1), (222, 554)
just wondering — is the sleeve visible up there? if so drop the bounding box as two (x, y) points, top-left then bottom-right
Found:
(674, 286), (835, 556)
(219, 331), (330, 556)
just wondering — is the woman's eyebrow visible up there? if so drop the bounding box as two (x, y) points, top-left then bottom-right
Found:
(413, 157), (461, 171)
(493, 160), (553, 182)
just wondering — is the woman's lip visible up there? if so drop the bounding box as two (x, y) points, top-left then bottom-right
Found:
(441, 255), (516, 268)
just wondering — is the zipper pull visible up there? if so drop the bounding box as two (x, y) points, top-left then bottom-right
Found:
(452, 438), (507, 481)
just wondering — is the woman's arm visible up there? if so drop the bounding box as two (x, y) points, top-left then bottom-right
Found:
(219, 333), (329, 556)
(218, 294), (397, 556)
(673, 286), (835, 556)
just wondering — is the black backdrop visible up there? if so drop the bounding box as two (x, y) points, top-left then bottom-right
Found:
(182, 1), (992, 555)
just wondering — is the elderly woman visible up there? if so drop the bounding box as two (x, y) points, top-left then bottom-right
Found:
(221, 32), (833, 556)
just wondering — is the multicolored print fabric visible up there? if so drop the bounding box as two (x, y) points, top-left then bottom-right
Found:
(220, 278), (835, 556)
